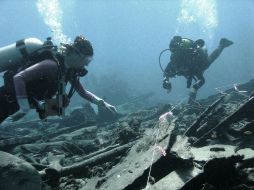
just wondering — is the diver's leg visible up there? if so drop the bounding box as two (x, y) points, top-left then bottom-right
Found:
(188, 73), (205, 104)
(208, 38), (233, 67)
(192, 74), (205, 90)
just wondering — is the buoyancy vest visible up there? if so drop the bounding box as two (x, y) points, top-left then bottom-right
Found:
(170, 37), (209, 75)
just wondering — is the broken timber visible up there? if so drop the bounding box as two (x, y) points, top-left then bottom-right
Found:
(193, 96), (254, 145)
(39, 141), (136, 179)
(185, 94), (226, 137)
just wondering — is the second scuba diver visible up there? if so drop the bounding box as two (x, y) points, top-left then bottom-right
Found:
(162, 36), (233, 104)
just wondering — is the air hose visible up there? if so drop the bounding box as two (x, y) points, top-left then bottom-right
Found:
(159, 48), (170, 74)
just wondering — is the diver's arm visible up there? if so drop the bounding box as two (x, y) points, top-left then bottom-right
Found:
(13, 60), (58, 99)
(164, 61), (176, 79)
(73, 79), (117, 113)
(163, 56), (177, 91)
(164, 53), (179, 79)
(10, 60), (58, 121)
(71, 79), (96, 103)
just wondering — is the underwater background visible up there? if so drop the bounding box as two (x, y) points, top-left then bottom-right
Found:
(0, 0), (253, 113)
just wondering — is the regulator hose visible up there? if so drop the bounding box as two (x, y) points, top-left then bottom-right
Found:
(159, 48), (170, 74)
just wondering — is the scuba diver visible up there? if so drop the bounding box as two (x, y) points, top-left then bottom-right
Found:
(0, 35), (117, 124)
(162, 36), (233, 104)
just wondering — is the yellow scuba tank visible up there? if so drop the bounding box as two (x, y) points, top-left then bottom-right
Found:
(0, 38), (44, 72)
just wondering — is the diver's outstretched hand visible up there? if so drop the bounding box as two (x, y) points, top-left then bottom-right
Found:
(103, 101), (118, 114)
(97, 99), (117, 114)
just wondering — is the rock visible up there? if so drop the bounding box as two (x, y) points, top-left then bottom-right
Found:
(117, 126), (138, 144)
(0, 151), (41, 190)
(62, 103), (97, 126)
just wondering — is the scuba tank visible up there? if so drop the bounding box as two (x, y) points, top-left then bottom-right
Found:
(159, 37), (206, 73)
(0, 37), (56, 72)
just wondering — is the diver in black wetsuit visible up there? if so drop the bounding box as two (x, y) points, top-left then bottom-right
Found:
(163, 36), (233, 104)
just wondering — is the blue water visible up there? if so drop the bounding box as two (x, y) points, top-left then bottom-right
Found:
(0, 0), (254, 108)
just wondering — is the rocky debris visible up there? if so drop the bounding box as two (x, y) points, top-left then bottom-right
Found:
(90, 116), (178, 190)
(180, 155), (251, 190)
(0, 79), (254, 189)
(97, 105), (118, 124)
(0, 151), (41, 190)
(68, 103), (97, 124)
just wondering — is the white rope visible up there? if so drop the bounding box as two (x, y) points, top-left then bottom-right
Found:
(145, 96), (187, 189)
(145, 127), (160, 190)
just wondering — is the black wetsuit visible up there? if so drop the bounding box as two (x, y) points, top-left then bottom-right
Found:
(164, 45), (224, 91)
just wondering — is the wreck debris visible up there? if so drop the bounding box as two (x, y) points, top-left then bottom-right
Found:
(0, 79), (254, 189)
(185, 94), (226, 137)
(59, 141), (136, 177)
(0, 151), (41, 190)
(194, 96), (254, 145)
